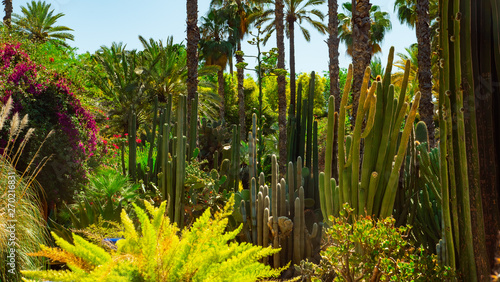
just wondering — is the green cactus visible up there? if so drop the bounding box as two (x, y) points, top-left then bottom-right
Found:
(318, 47), (424, 222)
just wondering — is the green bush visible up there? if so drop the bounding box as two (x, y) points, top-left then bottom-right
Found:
(300, 204), (454, 281)
(22, 195), (285, 281)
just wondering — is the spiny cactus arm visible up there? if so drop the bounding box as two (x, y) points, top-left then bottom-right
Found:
(397, 60), (411, 116)
(325, 96), (335, 203)
(379, 92), (421, 218)
(360, 87), (377, 139)
(338, 65), (353, 204)
(293, 197), (301, 265)
(251, 177), (258, 244)
(349, 66), (371, 213)
(306, 72), (315, 170)
(319, 172), (328, 221)
(288, 161), (295, 216)
(257, 191), (264, 247)
(174, 96), (186, 228)
(343, 136), (353, 208)
(368, 102), (408, 216)
(263, 206), (270, 265)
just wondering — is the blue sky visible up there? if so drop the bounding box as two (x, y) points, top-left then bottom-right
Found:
(12, 0), (417, 75)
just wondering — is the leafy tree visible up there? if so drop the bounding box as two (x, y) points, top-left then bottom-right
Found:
(12, 0), (74, 47)
(260, 0), (327, 113)
(296, 72), (327, 116)
(339, 1), (391, 117)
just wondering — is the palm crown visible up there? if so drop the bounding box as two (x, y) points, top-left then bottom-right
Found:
(13, 0), (74, 47)
(338, 2), (392, 56)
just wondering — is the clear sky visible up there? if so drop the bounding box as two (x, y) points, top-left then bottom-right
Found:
(12, 0), (417, 75)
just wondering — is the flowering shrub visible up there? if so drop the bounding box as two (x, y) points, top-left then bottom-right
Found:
(0, 42), (98, 202)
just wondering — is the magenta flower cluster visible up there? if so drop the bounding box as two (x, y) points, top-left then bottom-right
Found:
(0, 42), (98, 165)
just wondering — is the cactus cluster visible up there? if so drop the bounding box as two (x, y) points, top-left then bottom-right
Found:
(123, 94), (198, 229)
(319, 47), (421, 220)
(235, 113), (321, 268)
(393, 121), (443, 252)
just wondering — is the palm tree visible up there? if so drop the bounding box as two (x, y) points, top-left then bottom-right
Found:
(338, 1), (391, 116)
(186, 0), (199, 125)
(394, 0), (436, 145)
(12, 1), (74, 47)
(260, 0), (327, 113)
(2, 0), (12, 28)
(199, 9), (234, 119)
(275, 0), (287, 176)
(91, 43), (147, 134)
(210, 0), (261, 139)
(328, 0), (341, 112)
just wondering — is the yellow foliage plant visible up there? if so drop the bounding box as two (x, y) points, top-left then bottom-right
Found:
(22, 195), (286, 281)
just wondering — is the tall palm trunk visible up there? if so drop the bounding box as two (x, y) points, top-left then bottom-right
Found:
(236, 41), (246, 140)
(186, 0), (199, 123)
(218, 68), (225, 119)
(276, 0), (287, 176)
(351, 0), (371, 119)
(2, 0), (12, 28)
(288, 16), (296, 114)
(416, 0), (434, 146)
(328, 0), (340, 112)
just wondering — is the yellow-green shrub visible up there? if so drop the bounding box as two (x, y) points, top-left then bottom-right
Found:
(22, 195), (285, 281)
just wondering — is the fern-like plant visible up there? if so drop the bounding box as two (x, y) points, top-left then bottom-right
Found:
(22, 195), (285, 281)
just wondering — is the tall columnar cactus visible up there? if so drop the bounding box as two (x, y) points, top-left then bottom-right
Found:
(319, 47), (422, 221)
(286, 73), (320, 210)
(237, 115), (320, 269)
(435, 0), (490, 279)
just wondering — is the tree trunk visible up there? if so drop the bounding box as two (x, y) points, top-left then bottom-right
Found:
(471, 0), (500, 275)
(186, 0), (199, 125)
(351, 0), (371, 120)
(328, 0), (341, 112)
(236, 42), (246, 140)
(218, 68), (225, 119)
(289, 18), (296, 115)
(3, 0), (12, 28)
(416, 0), (434, 147)
(276, 0), (287, 176)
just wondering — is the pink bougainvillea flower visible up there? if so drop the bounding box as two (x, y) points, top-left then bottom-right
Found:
(102, 139), (107, 145)
(124, 133), (128, 136)
(136, 139), (141, 143)
(113, 144), (119, 150)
